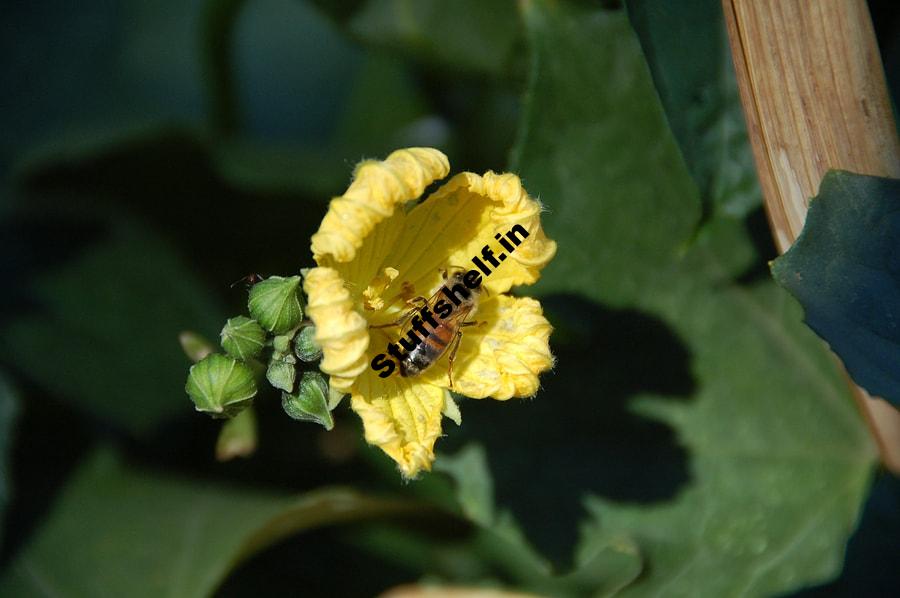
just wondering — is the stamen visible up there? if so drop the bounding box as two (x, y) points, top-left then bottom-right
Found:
(362, 267), (400, 311)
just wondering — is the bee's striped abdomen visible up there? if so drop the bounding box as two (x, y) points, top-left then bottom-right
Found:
(400, 327), (453, 377)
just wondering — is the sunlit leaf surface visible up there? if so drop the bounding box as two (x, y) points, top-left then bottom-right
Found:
(512, 1), (875, 594)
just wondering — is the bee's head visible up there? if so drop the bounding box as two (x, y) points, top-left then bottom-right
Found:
(445, 268), (483, 299)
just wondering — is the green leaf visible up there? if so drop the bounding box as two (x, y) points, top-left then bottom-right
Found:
(626, 0), (761, 219)
(772, 171), (900, 408)
(248, 276), (303, 334)
(0, 371), (19, 547)
(0, 217), (224, 436)
(220, 316), (266, 361)
(282, 371), (334, 430)
(512, 1), (874, 595)
(186, 353), (257, 417)
(360, 443), (643, 597)
(0, 449), (431, 597)
(434, 444), (495, 527)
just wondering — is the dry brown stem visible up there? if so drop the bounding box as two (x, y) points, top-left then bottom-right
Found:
(723, 0), (900, 472)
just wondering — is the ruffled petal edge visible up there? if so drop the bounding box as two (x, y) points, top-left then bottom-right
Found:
(303, 267), (369, 391)
(311, 148), (450, 264)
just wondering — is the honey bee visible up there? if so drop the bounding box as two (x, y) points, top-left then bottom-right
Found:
(371, 268), (484, 388)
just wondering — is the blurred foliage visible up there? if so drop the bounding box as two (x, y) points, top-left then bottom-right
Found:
(0, 449), (431, 596)
(626, 0), (761, 220)
(773, 172), (900, 409)
(0, 373), (18, 548)
(0, 0), (897, 596)
(0, 213), (225, 435)
(329, 0), (521, 76)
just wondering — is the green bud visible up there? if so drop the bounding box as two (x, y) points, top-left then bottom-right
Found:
(215, 407), (257, 461)
(220, 316), (266, 360)
(179, 331), (215, 363)
(185, 353), (256, 418)
(272, 334), (292, 354)
(294, 325), (322, 362)
(266, 351), (296, 393)
(248, 275), (303, 334)
(282, 371), (333, 430)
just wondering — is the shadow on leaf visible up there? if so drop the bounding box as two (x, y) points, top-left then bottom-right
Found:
(445, 293), (696, 562)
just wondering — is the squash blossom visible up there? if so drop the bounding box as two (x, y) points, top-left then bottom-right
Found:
(305, 148), (557, 477)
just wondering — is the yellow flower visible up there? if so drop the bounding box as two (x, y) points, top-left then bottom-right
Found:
(304, 148), (557, 477)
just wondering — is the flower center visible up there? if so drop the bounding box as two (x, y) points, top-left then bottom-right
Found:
(362, 267), (399, 311)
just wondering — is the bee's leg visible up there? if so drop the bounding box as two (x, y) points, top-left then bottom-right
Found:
(460, 321), (488, 328)
(370, 311), (413, 329)
(370, 301), (424, 330)
(446, 329), (465, 390)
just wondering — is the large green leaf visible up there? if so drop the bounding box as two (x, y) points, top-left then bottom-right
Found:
(0, 371), (19, 547)
(626, 0), (761, 219)
(352, 444), (642, 597)
(772, 171), (900, 409)
(0, 449), (430, 597)
(437, 446), (643, 598)
(512, 1), (875, 595)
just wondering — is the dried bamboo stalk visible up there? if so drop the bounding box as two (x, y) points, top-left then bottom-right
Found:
(723, 0), (900, 472)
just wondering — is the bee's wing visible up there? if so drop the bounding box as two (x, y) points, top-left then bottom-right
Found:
(391, 284), (452, 331)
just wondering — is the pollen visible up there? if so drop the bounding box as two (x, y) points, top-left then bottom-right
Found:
(362, 267), (400, 311)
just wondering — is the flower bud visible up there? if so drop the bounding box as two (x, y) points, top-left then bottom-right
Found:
(179, 331), (215, 363)
(294, 325), (322, 362)
(185, 353), (256, 418)
(220, 316), (266, 360)
(266, 351), (296, 393)
(215, 407), (257, 461)
(248, 275), (303, 334)
(272, 334), (292, 355)
(282, 371), (333, 430)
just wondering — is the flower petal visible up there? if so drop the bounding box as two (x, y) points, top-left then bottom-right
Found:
(372, 171), (556, 318)
(311, 148), (450, 264)
(420, 295), (555, 399)
(351, 374), (445, 478)
(303, 267), (369, 391)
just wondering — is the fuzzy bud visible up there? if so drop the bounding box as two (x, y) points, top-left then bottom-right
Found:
(294, 325), (322, 362)
(248, 275), (303, 334)
(185, 353), (256, 418)
(220, 316), (266, 360)
(281, 371), (333, 430)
